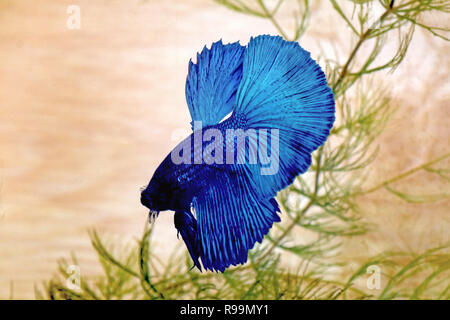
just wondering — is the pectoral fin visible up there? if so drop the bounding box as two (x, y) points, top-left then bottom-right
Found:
(174, 210), (202, 271)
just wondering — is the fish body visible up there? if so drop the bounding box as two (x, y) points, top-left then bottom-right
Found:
(144, 113), (270, 211)
(141, 35), (335, 272)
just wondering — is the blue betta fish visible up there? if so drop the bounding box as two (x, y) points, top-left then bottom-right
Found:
(141, 35), (335, 272)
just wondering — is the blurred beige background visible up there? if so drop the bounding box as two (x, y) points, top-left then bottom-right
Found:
(0, 0), (448, 298)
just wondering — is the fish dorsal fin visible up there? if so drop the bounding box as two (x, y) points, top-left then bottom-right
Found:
(185, 40), (245, 130)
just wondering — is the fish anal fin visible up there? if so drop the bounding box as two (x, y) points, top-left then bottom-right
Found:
(193, 168), (280, 272)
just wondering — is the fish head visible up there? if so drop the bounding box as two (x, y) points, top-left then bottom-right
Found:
(140, 174), (172, 216)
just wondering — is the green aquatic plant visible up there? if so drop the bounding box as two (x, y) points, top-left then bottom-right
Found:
(38, 0), (449, 299)
(36, 226), (449, 300)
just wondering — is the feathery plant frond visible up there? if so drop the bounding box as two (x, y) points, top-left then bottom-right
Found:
(38, 0), (450, 300)
(37, 228), (449, 300)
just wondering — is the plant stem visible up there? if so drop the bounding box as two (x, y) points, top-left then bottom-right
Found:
(333, 4), (396, 94)
(354, 152), (450, 196)
(257, 0), (289, 40)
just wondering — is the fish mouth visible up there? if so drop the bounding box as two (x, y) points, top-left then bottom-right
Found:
(148, 209), (160, 224)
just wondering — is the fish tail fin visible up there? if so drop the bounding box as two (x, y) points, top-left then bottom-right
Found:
(174, 210), (202, 271)
(234, 35), (334, 140)
(231, 35), (335, 195)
